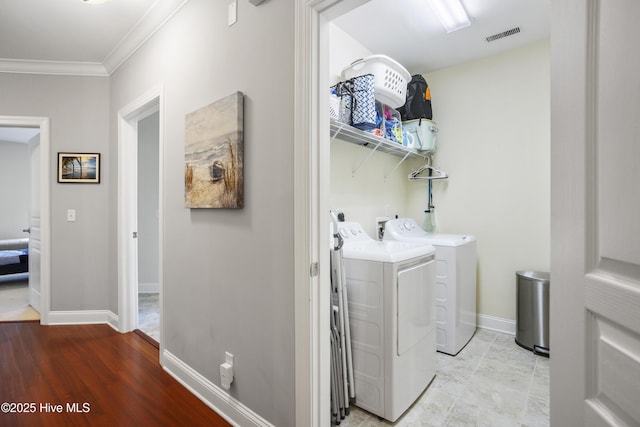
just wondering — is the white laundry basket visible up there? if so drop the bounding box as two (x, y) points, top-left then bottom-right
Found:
(341, 55), (410, 108)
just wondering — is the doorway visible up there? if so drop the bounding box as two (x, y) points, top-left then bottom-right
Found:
(0, 116), (51, 325)
(0, 129), (37, 321)
(117, 87), (164, 350)
(136, 111), (160, 340)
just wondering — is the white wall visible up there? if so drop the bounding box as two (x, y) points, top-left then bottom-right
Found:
(408, 40), (551, 321)
(137, 112), (159, 289)
(0, 141), (29, 239)
(109, 1), (295, 425)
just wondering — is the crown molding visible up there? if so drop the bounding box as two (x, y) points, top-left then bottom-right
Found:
(102, 0), (190, 75)
(0, 58), (108, 77)
(0, 0), (190, 77)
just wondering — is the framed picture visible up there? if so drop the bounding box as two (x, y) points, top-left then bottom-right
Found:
(184, 91), (244, 208)
(57, 153), (101, 184)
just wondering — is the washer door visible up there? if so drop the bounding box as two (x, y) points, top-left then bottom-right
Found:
(397, 260), (435, 355)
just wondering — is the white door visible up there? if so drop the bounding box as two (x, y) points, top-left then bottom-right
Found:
(551, 0), (640, 425)
(27, 132), (41, 313)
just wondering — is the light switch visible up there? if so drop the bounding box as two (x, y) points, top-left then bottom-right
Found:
(67, 209), (76, 222)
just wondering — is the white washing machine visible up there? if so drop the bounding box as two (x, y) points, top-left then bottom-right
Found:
(338, 221), (436, 422)
(384, 218), (477, 356)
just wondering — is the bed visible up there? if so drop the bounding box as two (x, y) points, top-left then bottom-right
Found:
(0, 238), (29, 276)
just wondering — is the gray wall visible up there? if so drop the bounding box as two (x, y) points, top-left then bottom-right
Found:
(137, 112), (159, 287)
(0, 73), (111, 310)
(0, 141), (29, 239)
(109, 0), (295, 424)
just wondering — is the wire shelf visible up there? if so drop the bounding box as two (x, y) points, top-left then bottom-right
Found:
(329, 119), (429, 160)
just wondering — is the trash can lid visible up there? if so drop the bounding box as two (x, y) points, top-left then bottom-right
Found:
(516, 271), (550, 282)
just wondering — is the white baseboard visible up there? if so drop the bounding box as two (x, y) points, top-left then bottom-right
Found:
(477, 313), (516, 336)
(162, 349), (274, 427)
(138, 282), (159, 293)
(48, 310), (119, 331)
(107, 311), (119, 331)
(29, 287), (41, 313)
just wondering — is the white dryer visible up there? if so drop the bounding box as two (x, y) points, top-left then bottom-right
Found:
(384, 218), (477, 356)
(338, 221), (436, 422)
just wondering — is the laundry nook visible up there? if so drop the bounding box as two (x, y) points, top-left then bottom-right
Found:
(326, 1), (551, 424)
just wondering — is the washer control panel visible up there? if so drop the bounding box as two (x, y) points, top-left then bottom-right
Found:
(337, 222), (371, 242)
(386, 218), (424, 236)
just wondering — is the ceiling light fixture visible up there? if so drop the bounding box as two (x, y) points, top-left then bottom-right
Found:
(426, 0), (471, 33)
(81, 0), (112, 4)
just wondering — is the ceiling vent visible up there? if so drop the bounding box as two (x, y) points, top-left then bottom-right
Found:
(485, 27), (521, 43)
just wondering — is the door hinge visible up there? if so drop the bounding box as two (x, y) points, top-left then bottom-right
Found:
(310, 262), (319, 277)
(132, 232), (138, 238)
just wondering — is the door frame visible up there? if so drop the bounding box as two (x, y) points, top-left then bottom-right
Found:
(0, 115), (51, 325)
(117, 86), (164, 349)
(294, 1), (369, 425)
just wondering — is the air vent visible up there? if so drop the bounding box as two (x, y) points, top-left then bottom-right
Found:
(485, 27), (521, 43)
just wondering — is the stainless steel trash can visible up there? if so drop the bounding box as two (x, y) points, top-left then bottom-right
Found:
(515, 271), (550, 356)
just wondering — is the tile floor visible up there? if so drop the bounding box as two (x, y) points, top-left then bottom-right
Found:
(0, 274), (29, 313)
(340, 329), (549, 427)
(0, 275), (40, 321)
(133, 294), (550, 426)
(138, 292), (160, 342)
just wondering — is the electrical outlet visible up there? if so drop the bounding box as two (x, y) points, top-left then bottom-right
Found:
(220, 351), (234, 390)
(67, 209), (76, 222)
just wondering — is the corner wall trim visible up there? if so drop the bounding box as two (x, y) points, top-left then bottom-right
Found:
(477, 314), (516, 335)
(47, 310), (119, 331)
(162, 349), (274, 427)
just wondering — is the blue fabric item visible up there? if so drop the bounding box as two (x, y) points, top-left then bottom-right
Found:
(351, 74), (377, 130)
(385, 119), (403, 143)
(0, 250), (25, 266)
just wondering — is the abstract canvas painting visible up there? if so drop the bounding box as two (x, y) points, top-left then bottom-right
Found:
(184, 92), (244, 208)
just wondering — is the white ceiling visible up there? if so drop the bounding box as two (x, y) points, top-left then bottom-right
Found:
(333, 0), (550, 74)
(0, 0), (185, 76)
(0, 0), (185, 143)
(0, 0), (157, 63)
(0, 127), (40, 144)
(0, 0), (550, 76)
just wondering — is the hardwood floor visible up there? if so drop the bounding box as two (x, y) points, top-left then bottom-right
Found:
(0, 322), (231, 426)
